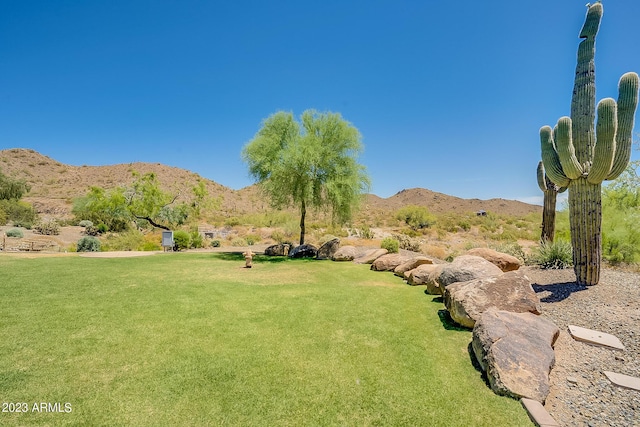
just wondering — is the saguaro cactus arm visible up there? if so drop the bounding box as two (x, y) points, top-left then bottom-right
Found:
(555, 117), (584, 179)
(540, 126), (571, 188)
(588, 98), (618, 184)
(607, 72), (640, 180)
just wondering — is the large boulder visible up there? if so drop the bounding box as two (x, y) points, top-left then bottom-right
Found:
(394, 256), (433, 277)
(444, 270), (541, 329)
(371, 253), (412, 271)
(288, 244), (318, 259)
(407, 264), (443, 294)
(264, 243), (292, 257)
(332, 245), (358, 261)
(436, 255), (503, 295)
(316, 238), (340, 260)
(466, 248), (522, 272)
(353, 248), (388, 264)
(472, 309), (559, 403)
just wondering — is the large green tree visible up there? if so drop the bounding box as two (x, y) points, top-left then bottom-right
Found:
(242, 110), (371, 245)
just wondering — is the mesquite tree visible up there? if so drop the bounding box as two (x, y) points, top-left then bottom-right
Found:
(242, 110), (370, 245)
(540, 3), (639, 285)
(537, 161), (566, 243)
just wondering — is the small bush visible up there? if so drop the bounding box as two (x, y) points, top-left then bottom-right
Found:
(393, 234), (421, 252)
(34, 219), (60, 235)
(270, 231), (285, 243)
(356, 225), (374, 239)
(211, 240), (221, 248)
(224, 217), (241, 227)
(77, 236), (101, 252)
(96, 223), (108, 233)
(102, 230), (144, 251)
(244, 234), (261, 246)
(532, 240), (573, 269)
(381, 237), (399, 253)
(173, 230), (191, 251)
(230, 237), (246, 247)
(395, 205), (436, 230)
(78, 220), (94, 228)
(190, 231), (204, 249)
(6, 228), (24, 238)
(84, 225), (100, 236)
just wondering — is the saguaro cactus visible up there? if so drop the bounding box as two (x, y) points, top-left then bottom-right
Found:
(537, 161), (567, 243)
(540, 3), (639, 285)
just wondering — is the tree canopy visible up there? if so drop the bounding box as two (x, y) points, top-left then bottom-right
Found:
(242, 110), (371, 245)
(0, 170), (30, 200)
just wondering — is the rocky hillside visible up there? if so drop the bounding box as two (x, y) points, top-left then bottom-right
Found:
(0, 148), (540, 219)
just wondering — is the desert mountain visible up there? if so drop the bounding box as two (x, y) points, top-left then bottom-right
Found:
(0, 148), (540, 219)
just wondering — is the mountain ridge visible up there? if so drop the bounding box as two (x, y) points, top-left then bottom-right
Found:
(0, 148), (540, 218)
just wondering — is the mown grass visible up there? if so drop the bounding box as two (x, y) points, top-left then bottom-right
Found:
(0, 254), (532, 426)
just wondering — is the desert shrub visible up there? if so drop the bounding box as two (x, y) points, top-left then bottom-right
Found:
(230, 237), (247, 247)
(224, 217), (241, 227)
(270, 230), (286, 243)
(458, 220), (471, 231)
(96, 223), (108, 233)
(355, 225), (374, 239)
(532, 239), (573, 269)
(0, 207), (7, 225)
(102, 230), (144, 251)
(395, 205), (436, 230)
(34, 219), (60, 235)
(381, 237), (399, 253)
(84, 225), (100, 236)
(211, 240), (221, 248)
(491, 242), (528, 264)
(393, 234), (421, 252)
(140, 232), (162, 251)
(6, 228), (23, 238)
(244, 234), (261, 246)
(173, 230), (191, 251)
(77, 236), (101, 252)
(0, 200), (37, 229)
(78, 220), (94, 228)
(189, 231), (204, 249)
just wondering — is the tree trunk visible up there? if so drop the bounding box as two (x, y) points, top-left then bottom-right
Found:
(569, 178), (602, 285)
(299, 200), (306, 245)
(541, 190), (557, 242)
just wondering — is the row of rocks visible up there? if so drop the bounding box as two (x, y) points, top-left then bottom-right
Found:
(263, 239), (561, 403)
(366, 247), (560, 404)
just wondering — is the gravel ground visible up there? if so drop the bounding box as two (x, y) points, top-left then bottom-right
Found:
(522, 266), (640, 427)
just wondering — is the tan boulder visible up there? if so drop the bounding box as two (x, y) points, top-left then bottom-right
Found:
(444, 270), (541, 329)
(353, 248), (388, 264)
(466, 248), (521, 272)
(332, 245), (358, 261)
(371, 253), (412, 271)
(393, 256), (433, 277)
(472, 309), (559, 403)
(436, 255), (503, 295)
(408, 264), (443, 295)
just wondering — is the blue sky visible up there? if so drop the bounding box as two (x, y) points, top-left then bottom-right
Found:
(1, 1), (639, 204)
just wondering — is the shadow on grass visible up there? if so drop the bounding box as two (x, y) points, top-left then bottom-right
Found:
(437, 309), (469, 332)
(211, 253), (317, 264)
(532, 282), (587, 302)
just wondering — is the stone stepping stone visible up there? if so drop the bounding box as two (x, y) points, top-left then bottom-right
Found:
(568, 325), (625, 350)
(521, 398), (560, 427)
(604, 371), (640, 391)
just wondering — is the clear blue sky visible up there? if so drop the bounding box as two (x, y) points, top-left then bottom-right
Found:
(1, 1), (639, 204)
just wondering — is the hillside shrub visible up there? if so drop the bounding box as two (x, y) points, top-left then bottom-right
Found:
(0, 207), (7, 225)
(189, 231), (204, 249)
(0, 200), (37, 229)
(270, 230), (286, 243)
(231, 237), (247, 247)
(395, 205), (436, 230)
(381, 237), (399, 253)
(173, 230), (191, 251)
(393, 234), (421, 252)
(102, 230), (144, 251)
(532, 239), (573, 269)
(6, 228), (23, 238)
(78, 220), (94, 228)
(34, 219), (60, 235)
(211, 240), (221, 248)
(244, 234), (261, 246)
(77, 236), (101, 252)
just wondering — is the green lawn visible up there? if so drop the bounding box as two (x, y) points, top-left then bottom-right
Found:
(0, 253), (532, 426)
